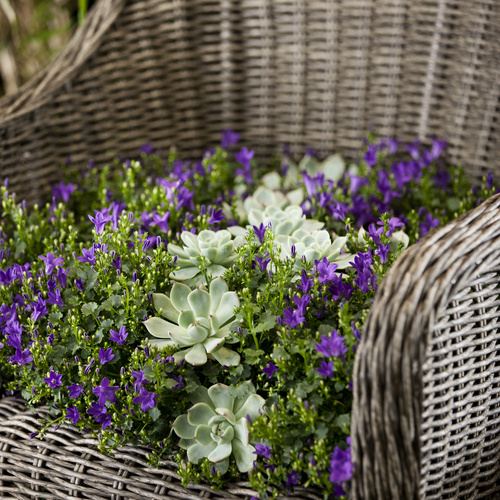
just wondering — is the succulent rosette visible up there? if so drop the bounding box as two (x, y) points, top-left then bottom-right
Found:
(229, 204), (324, 240)
(143, 278), (240, 366)
(224, 183), (304, 222)
(173, 381), (265, 474)
(167, 229), (241, 285)
(275, 228), (353, 271)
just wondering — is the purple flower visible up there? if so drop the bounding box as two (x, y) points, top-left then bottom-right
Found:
(77, 247), (96, 266)
(140, 143), (154, 155)
(57, 267), (69, 288)
(92, 377), (119, 405)
(133, 386), (157, 412)
(44, 369), (62, 388)
(263, 362), (278, 378)
(487, 171), (494, 190)
(317, 360), (334, 378)
(430, 138), (447, 161)
(254, 443), (272, 460)
(329, 439), (353, 484)
(131, 369), (149, 392)
(47, 288), (64, 307)
(375, 243), (390, 264)
(366, 224), (383, 244)
(31, 298), (48, 322)
(172, 375), (183, 390)
(98, 347), (115, 365)
(315, 331), (348, 361)
(255, 255), (271, 272)
(252, 223), (268, 244)
(112, 256), (122, 271)
(406, 139), (421, 160)
(68, 383), (84, 398)
(47, 333), (54, 345)
(282, 307), (305, 329)
(175, 187), (195, 211)
(208, 208), (225, 225)
(314, 258), (338, 284)
(109, 325), (128, 345)
(52, 182), (75, 202)
(96, 413), (112, 429)
(420, 212), (440, 236)
(87, 402), (106, 418)
(8, 347), (33, 365)
(66, 407), (80, 425)
(234, 147), (254, 170)
(363, 145), (378, 167)
(151, 212), (170, 233)
(75, 278), (84, 291)
(349, 174), (369, 195)
(221, 129), (240, 148)
(297, 270), (314, 293)
(284, 470), (300, 489)
(378, 216), (404, 237)
(38, 252), (64, 276)
(88, 210), (112, 234)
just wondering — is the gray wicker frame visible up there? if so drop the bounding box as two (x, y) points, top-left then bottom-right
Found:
(1, 0), (500, 498)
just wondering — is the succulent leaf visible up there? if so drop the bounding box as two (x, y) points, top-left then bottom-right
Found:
(173, 414), (197, 439)
(187, 441), (217, 464)
(152, 293), (179, 322)
(194, 424), (213, 446)
(208, 441), (233, 462)
(184, 343), (208, 365)
(215, 292), (239, 326)
(187, 288), (211, 318)
(208, 384), (234, 412)
(234, 393), (266, 421)
(232, 438), (255, 472)
(170, 282), (192, 312)
(144, 317), (185, 339)
(210, 346), (240, 366)
(188, 403), (217, 426)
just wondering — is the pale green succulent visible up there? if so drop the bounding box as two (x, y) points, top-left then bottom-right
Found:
(167, 229), (241, 285)
(143, 278), (240, 367)
(173, 381), (265, 474)
(275, 228), (353, 271)
(223, 184), (303, 223)
(229, 204), (324, 240)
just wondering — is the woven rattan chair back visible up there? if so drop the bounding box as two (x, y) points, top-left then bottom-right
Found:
(2, 0), (500, 498)
(1, 0), (500, 204)
(353, 192), (500, 499)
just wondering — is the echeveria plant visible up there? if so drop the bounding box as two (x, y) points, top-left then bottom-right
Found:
(173, 381), (265, 474)
(144, 278), (240, 366)
(167, 229), (240, 285)
(275, 228), (353, 272)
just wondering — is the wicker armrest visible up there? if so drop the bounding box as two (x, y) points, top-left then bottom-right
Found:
(352, 193), (500, 499)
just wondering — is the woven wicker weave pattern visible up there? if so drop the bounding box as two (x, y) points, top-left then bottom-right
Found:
(352, 192), (500, 499)
(1, 0), (500, 204)
(0, 398), (323, 499)
(2, 0), (500, 498)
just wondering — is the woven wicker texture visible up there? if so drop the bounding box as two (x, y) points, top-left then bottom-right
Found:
(0, 397), (323, 500)
(1, 0), (500, 204)
(2, 0), (500, 498)
(352, 192), (500, 499)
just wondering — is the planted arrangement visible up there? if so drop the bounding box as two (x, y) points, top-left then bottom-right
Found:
(0, 133), (495, 498)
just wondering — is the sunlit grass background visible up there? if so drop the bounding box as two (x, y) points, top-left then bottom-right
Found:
(0, 0), (93, 97)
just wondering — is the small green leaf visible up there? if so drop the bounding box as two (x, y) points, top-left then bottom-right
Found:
(243, 348), (265, 365)
(82, 302), (98, 316)
(148, 407), (161, 421)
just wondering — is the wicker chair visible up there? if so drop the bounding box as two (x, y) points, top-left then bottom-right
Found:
(1, 0), (500, 498)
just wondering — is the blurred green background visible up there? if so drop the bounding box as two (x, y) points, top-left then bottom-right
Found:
(0, 0), (95, 97)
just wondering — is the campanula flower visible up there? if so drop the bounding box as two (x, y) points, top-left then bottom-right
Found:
(38, 252), (64, 276)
